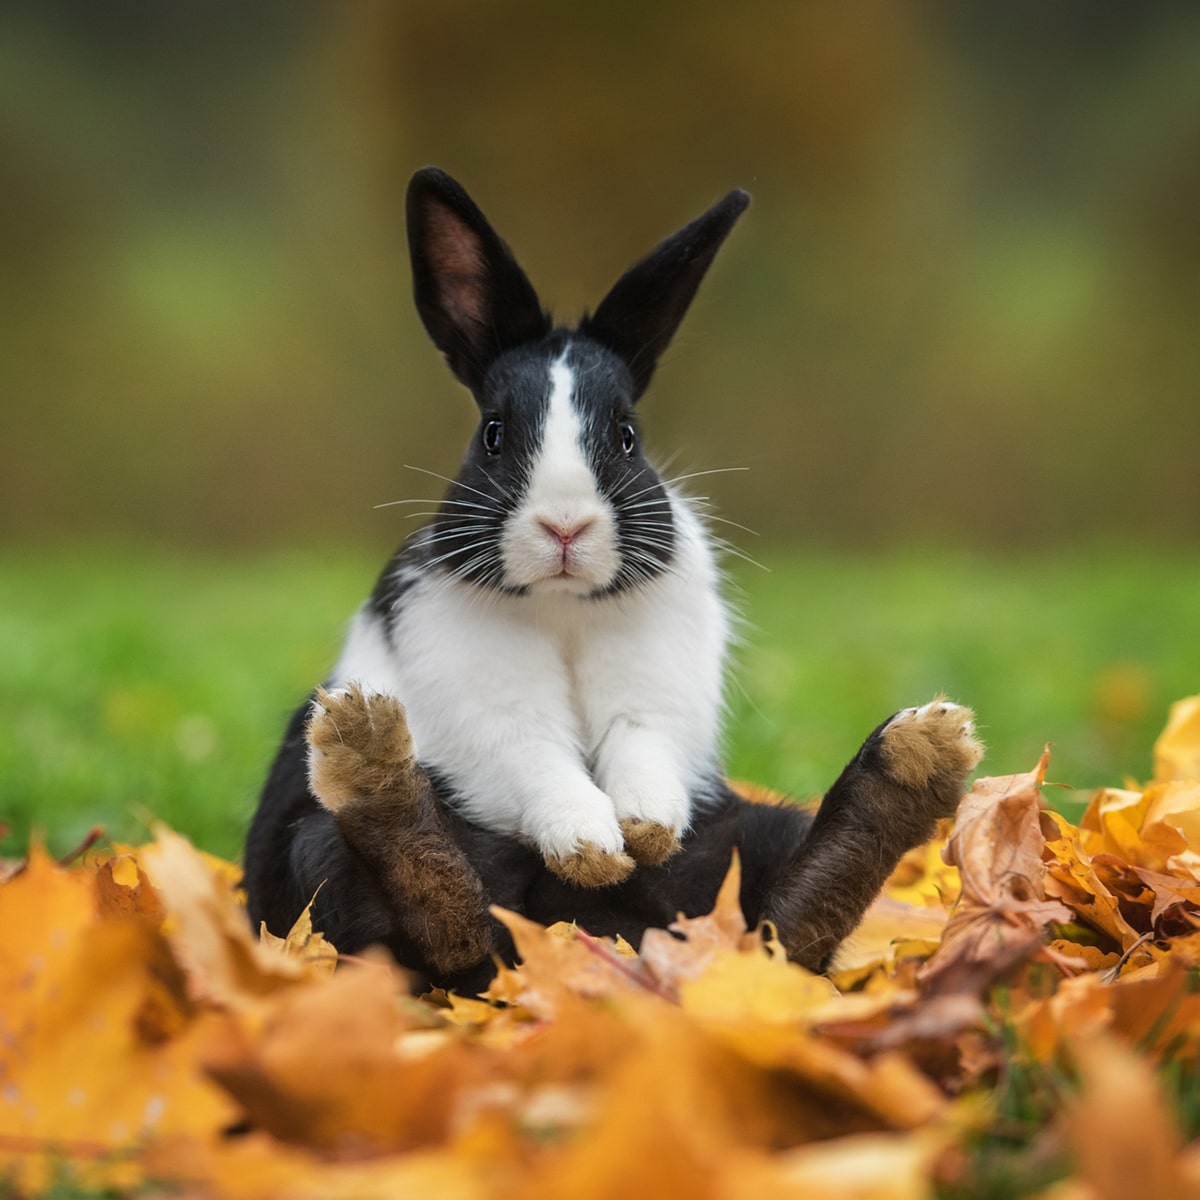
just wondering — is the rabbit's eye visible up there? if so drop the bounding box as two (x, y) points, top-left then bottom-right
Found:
(618, 421), (636, 456)
(482, 419), (504, 455)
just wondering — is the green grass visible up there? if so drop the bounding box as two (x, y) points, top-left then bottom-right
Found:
(1, 542), (1197, 863)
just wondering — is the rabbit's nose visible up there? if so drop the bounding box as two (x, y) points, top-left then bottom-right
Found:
(539, 519), (594, 547)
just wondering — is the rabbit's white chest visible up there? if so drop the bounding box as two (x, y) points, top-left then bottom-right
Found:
(330, 502), (729, 852)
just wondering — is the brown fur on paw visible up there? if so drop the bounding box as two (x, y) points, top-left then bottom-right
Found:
(307, 684), (420, 815)
(880, 698), (984, 791)
(545, 843), (636, 888)
(619, 818), (681, 867)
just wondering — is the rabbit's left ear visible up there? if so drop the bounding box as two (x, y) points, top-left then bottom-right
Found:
(407, 168), (551, 391)
(581, 189), (749, 400)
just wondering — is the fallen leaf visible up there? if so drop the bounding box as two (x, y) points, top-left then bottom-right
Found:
(138, 827), (320, 1008)
(1066, 1035), (1187, 1200)
(1042, 811), (1144, 950)
(679, 946), (840, 1027)
(641, 853), (759, 994)
(201, 949), (470, 1156)
(716, 1131), (948, 1200)
(919, 752), (1070, 990)
(0, 849), (235, 1193)
(1080, 781), (1200, 879)
(258, 894), (338, 976)
(1154, 693), (1200, 784)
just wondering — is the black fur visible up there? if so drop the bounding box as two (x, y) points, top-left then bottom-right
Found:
(244, 700), (966, 991)
(581, 189), (751, 399)
(246, 706), (810, 991)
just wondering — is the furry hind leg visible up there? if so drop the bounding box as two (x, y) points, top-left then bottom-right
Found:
(307, 684), (494, 975)
(763, 700), (983, 972)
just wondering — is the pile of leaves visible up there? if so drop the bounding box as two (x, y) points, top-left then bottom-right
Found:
(4, 697), (1200, 1199)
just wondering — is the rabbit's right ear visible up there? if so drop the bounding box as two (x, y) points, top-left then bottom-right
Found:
(407, 168), (551, 392)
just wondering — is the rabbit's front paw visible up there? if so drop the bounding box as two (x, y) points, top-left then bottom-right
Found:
(306, 684), (421, 815)
(606, 777), (688, 866)
(879, 699), (983, 817)
(537, 805), (634, 888)
(545, 843), (636, 888)
(617, 819), (681, 867)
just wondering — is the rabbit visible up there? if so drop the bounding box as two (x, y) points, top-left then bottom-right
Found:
(308, 167), (749, 886)
(243, 169), (984, 991)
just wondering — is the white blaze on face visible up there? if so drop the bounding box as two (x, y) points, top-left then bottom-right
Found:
(500, 353), (620, 591)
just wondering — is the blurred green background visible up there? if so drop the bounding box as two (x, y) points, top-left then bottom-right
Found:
(2, 1), (1198, 860)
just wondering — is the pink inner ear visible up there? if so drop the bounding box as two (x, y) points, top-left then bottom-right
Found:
(425, 203), (487, 328)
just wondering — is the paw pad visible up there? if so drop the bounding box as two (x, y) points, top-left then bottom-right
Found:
(881, 698), (984, 791)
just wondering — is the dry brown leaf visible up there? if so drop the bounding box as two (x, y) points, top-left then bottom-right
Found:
(10, 696), (1200, 1199)
(918, 752), (1070, 991)
(1015, 973), (1114, 1062)
(485, 907), (650, 1017)
(1102, 952), (1200, 1058)
(1129, 866), (1200, 925)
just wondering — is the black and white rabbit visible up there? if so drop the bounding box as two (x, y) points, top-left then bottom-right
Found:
(319, 168), (747, 886)
(244, 168), (983, 990)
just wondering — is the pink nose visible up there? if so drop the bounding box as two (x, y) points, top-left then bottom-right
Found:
(540, 519), (592, 547)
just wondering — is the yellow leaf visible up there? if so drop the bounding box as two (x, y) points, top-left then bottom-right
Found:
(0, 872), (235, 1193)
(882, 830), (961, 909)
(680, 947), (840, 1027)
(137, 827), (317, 1007)
(836, 895), (948, 978)
(1041, 810), (1143, 950)
(1142, 781), (1200, 879)
(258, 894), (338, 976)
(486, 906), (647, 1017)
(1079, 787), (1158, 863)
(1081, 780), (1200, 879)
(1154, 694), (1200, 783)
(145, 1129), (494, 1200)
(95, 852), (166, 924)
(641, 854), (760, 993)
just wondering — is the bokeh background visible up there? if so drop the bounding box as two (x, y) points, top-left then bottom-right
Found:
(2, 0), (1199, 857)
(5, 0), (1200, 547)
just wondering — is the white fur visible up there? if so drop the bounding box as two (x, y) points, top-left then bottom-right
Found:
(329, 355), (728, 862)
(499, 358), (620, 594)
